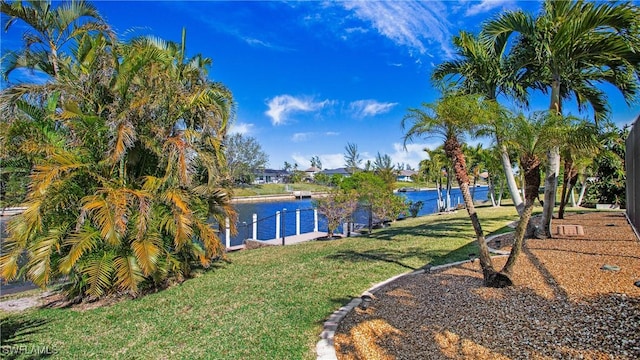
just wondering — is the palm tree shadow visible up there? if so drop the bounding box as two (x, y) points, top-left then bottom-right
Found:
(326, 250), (419, 270)
(1, 316), (53, 359)
(523, 245), (569, 300)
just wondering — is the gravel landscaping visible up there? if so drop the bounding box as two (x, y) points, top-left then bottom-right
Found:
(335, 211), (640, 359)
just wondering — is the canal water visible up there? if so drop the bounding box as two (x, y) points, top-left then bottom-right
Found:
(230, 186), (489, 246)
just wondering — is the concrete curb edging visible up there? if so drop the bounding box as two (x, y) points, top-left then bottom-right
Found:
(316, 232), (512, 359)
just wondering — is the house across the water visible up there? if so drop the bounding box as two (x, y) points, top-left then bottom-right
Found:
(253, 169), (290, 184)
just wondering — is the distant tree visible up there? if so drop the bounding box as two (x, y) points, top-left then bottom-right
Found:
(344, 142), (362, 174)
(283, 161), (292, 172)
(290, 170), (304, 183)
(363, 160), (373, 172)
(373, 152), (396, 189)
(330, 174), (343, 187)
(224, 133), (269, 184)
(340, 172), (386, 203)
(370, 191), (407, 225)
(310, 155), (322, 169)
(313, 189), (358, 238)
(339, 171), (400, 225)
(314, 173), (330, 186)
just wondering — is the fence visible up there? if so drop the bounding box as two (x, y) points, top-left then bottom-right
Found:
(626, 116), (640, 236)
(223, 208), (320, 247)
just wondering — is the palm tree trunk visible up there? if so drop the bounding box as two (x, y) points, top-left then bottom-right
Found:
(501, 155), (541, 277)
(558, 157), (573, 219)
(443, 137), (505, 286)
(500, 144), (524, 214)
(542, 146), (560, 237)
(577, 176), (588, 206)
(543, 77), (562, 237)
(488, 175), (497, 207)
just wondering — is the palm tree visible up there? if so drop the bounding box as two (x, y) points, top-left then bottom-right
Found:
(403, 93), (508, 287)
(433, 30), (526, 214)
(500, 112), (561, 278)
(483, 0), (640, 237)
(428, 146), (454, 211)
(1, 0), (111, 79)
(344, 142), (362, 174)
(0, 27), (235, 299)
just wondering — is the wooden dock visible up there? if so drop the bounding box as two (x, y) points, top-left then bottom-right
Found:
(225, 231), (328, 251)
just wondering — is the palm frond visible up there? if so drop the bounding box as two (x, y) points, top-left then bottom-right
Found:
(80, 251), (115, 299)
(59, 226), (100, 274)
(81, 194), (122, 246)
(131, 234), (161, 276)
(26, 224), (69, 287)
(113, 255), (144, 295)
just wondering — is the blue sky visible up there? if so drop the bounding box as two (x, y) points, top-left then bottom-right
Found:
(2, 0), (639, 170)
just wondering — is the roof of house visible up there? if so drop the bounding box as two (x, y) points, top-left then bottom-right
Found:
(398, 170), (417, 177)
(305, 166), (321, 173)
(320, 167), (351, 176)
(255, 169), (290, 175)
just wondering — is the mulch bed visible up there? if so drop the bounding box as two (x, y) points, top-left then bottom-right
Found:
(334, 211), (640, 359)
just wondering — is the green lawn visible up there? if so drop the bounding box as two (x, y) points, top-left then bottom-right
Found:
(232, 183), (331, 197)
(1, 206), (519, 359)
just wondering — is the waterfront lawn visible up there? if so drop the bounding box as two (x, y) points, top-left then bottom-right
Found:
(0, 206), (519, 359)
(232, 183), (330, 197)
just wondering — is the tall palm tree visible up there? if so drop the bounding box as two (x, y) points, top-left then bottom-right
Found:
(403, 93), (508, 287)
(433, 30), (526, 214)
(1, 0), (111, 79)
(483, 0), (640, 237)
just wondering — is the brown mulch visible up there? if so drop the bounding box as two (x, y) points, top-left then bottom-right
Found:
(334, 211), (640, 360)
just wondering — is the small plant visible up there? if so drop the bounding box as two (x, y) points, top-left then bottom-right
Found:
(407, 200), (424, 218)
(313, 189), (358, 238)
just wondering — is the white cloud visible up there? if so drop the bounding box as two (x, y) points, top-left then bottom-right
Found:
(345, 27), (368, 34)
(292, 153), (309, 168)
(339, 1), (455, 58)
(292, 131), (339, 142)
(265, 95), (332, 125)
(290, 153), (344, 169)
(228, 122), (254, 135)
(320, 153), (345, 169)
(390, 142), (439, 170)
(292, 132), (312, 142)
(350, 100), (398, 118)
(465, 0), (515, 17)
(243, 37), (274, 48)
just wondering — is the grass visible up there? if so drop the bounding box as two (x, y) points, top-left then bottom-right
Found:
(232, 183), (330, 197)
(0, 206), (520, 359)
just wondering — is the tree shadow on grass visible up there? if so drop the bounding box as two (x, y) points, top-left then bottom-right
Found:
(326, 241), (482, 272)
(1, 316), (53, 359)
(366, 212), (518, 242)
